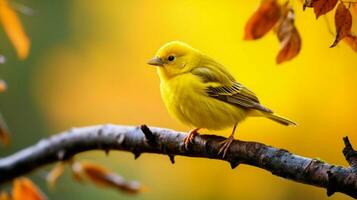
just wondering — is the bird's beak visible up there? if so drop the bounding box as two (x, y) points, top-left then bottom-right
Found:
(147, 57), (164, 67)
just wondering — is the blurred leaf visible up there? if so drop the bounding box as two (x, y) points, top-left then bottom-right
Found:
(276, 7), (301, 64)
(313, 0), (338, 19)
(0, 113), (10, 146)
(71, 161), (142, 194)
(344, 34), (357, 52)
(0, 0), (30, 59)
(244, 0), (281, 40)
(12, 178), (47, 200)
(0, 80), (7, 93)
(330, 3), (352, 48)
(0, 192), (10, 200)
(46, 162), (65, 189)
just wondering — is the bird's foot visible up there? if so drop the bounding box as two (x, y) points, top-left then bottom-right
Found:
(218, 135), (234, 158)
(183, 128), (200, 150)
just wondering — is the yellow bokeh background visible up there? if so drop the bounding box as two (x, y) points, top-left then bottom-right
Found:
(24, 0), (357, 199)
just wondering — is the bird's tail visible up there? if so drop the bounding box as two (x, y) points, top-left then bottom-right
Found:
(263, 112), (296, 126)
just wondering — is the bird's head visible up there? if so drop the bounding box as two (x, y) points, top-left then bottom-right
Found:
(148, 41), (202, 79)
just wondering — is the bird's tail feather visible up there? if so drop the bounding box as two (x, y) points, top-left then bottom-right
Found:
(263, 112), (296, 126)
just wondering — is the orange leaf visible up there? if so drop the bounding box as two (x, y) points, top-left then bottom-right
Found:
(46, 162), (65, 189)
(244, 0), (281, 40)
(0, 80), (7, 93)
(344, 34), (357, 52)
(313, 0), (338, 18)
(276, 8), (301, 64)
(0, 0), (30, 59)
(0, 113), (10, 146)
(0, 192), (10, 200)
(12, 178), (47, 200)
(72, 161), (142, 194)
(330, 3), (352, 48)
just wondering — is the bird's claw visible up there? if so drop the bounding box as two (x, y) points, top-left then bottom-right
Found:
(183, 128), (199, 150)
(218, 135), (234, 158)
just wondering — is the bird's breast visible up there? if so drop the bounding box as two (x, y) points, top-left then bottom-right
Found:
(160, 73), (246, 130)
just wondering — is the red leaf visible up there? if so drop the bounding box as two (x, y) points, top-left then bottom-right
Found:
(276, 8), (301, 64)
(313, 0), (338, 18)
(244, 0), (281, 40)
(12, 178), (47, 200)
(330, 3), (352, 47)
(71, 161), (142, 194)
(344, 34), (357, 52)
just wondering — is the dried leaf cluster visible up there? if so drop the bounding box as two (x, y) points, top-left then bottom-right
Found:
(306, 0), (357, 51)
(47, 161), (142, 194)
(245, 0), (357, 64)
(245, 0), (301, 64)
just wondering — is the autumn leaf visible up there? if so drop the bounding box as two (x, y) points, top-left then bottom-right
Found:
(330, 3), (352, 48)
(244, 0), (281, 40)
(0, 0), (30, 59)
(46, 162), (65, 189)
(344, 34), (357, 52)
(276, 8), (302, 64)
(72, 161), (142, 194)
(0, 113), (10, 145)
(313, 0), (338, 19)
(12, 178), (47, 200)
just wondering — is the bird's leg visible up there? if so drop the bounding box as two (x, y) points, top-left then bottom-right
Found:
(218, 123), (237, 158)
(184, 128), (200, 150)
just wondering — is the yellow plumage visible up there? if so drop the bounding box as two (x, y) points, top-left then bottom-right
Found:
(148, 41), (295, 156)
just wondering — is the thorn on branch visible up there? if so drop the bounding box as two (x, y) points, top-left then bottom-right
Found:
(230, 161), (240, 169)
(326, 170), (337, 197)
(140, 125), (157, 146)
(342, 136), (357, 169)
(168, 154), (175, 164)
(133, 151), (141, 160)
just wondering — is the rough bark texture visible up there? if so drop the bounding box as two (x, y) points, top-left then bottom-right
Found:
(0, 124), (356, 198)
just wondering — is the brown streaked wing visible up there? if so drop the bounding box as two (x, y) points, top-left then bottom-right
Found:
(206, 83), (272, 113)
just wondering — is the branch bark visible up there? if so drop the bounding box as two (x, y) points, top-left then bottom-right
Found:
(0, 124), (356, 198)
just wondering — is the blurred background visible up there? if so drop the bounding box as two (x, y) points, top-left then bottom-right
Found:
(0, 0), (357, 199)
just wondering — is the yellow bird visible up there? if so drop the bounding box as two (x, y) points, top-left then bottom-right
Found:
(148, 41), (295, 157)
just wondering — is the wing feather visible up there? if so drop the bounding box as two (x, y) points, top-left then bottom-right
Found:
(191, 58), (272, 113)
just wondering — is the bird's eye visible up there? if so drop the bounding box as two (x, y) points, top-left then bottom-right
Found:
(167, 55), (175, 61)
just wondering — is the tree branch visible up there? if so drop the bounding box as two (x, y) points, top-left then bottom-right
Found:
(0, 124), (356, 198)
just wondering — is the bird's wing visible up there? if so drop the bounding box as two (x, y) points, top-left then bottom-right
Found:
(206, 83), (272, 113)
(191, 60), (272, 113)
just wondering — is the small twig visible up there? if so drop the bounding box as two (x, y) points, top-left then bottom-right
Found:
(0, 125), (356, 198)
(343, 137), (357, 170)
